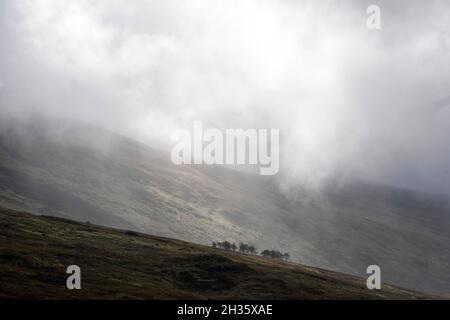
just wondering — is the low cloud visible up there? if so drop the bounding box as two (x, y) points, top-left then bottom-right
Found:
(1, 0), (450, 193)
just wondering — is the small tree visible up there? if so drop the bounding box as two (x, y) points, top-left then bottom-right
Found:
(271, 250), (283, 259)
(260, 249), (287, 260)
(223, 241), (232, 251)
(239, 242), (248, 254)
(261, 249), (271, 257)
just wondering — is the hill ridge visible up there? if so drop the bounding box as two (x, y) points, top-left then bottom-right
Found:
(0, 207), (435, 300)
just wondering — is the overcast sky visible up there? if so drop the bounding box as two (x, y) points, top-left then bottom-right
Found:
(1, 0), (450, 193)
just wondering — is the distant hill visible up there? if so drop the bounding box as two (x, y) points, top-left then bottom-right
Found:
(0, 207), (435, 299)
(0, 116), (449, 294)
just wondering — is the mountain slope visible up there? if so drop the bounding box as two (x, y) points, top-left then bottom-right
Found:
(0, 116), (449, 294)
(0, 207), (434, 299)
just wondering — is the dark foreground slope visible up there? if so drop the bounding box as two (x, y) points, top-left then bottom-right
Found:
(0, 208), (433, 300)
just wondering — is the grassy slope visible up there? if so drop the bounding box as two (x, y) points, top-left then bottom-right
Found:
(0, 207), (433, 300)
(0, 118), (449, 294)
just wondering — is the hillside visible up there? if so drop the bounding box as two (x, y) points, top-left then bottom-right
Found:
(0, 116), (449, 294)
(0, 207), (434, 299)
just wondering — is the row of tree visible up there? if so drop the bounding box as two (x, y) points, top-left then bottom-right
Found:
(212, 241), (290, 261)
(212, 241), (237, 252)
(261, 249), (290, 261)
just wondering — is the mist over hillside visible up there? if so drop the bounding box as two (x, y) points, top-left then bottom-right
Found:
(2, 0), (450, 194)
(1, 0), (450, 305)
(1, 116), (449, 294)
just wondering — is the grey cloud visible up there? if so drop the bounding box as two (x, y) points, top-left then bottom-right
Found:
(0, 0), (450, 193)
